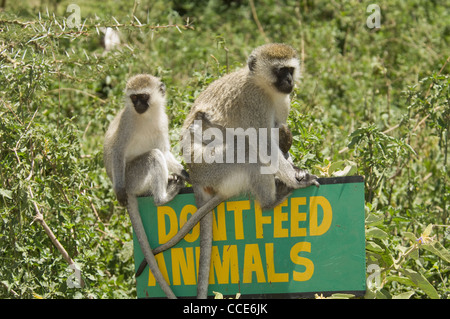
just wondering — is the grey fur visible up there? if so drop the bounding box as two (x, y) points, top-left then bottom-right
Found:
(103, 74), (186, 299)
(167, 44), (319, 298)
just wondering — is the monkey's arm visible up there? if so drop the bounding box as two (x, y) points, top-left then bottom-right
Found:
(164, 150), (181, 172)
(108, 118), (131, 206)
(164, 151), (190, 180)
(111, 150), (128, 206)
(262, 130), (319, 189)
(278, 123), (293, 159)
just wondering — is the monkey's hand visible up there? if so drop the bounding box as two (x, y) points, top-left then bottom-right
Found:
(295, 169), (320, 188)
(167, 174), (183, 191)
(169, 169), (190, 184)
(115, 186), (128, 206)
(180, 169), (191, 184)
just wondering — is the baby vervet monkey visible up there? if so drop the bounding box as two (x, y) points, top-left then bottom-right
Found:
(103, 74), (188, 299)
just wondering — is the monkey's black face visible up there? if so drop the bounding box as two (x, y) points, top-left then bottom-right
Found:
(130, 94), (150, 114)
(273, 67), (295, 94)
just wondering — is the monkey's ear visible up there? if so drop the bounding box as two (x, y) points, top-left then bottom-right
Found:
(159, 82), (166, 95)
(248, 55), (257, 72)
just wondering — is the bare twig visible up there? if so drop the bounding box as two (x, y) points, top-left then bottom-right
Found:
(89, 199), (101, 223)
(29, 187), (72, 265)
(46, 87), (107, 104)
(294, 6), (306, 75)
(249, 0), (269, 43)
(28, 186), (85, 287)
(0, 18), (35, 26)
(1, 282), (19, 297)
(3, 16), (194, 45)
(1, 99), (23, 124)
(383, 123), (400, 134)
(90, 21), (194, 31)
(96, 228), (124, 245)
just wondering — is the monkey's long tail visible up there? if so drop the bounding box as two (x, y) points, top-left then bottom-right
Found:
(127, 195), (177, 299)
(135, 194), (223, 277)
(154, 194), (223, 254)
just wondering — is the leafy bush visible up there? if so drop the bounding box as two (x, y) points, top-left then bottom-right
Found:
(0, 0), (448, 299)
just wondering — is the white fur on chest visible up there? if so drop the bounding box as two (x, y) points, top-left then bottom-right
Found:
(125, 112), (167, 162)
(216, 167), (251, 198)
(272, 94), (290, 125)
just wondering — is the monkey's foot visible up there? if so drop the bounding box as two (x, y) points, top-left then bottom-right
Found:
(168, 173), (186, 187)
(295, 169), (320, 188)
(115, 187), (128, 206)
(165, 174), (185, 200)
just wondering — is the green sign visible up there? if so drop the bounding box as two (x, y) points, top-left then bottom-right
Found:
(134, 176), (366, 298)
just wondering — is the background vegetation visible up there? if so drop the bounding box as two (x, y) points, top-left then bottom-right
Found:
(0, 0), (448, 299)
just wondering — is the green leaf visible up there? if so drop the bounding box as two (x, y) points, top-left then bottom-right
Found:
(328, 160), (358, 177)
(393, 291), (415, 299)
(422, 224), (434, 237)
(403, 232), (417, 242)
(118, 240), (134, 262)
(332, 164), (358, 177)
(364, 288), (376, 299)
(385, 275), (415, 287)
(365, 213), (384, 227)
(213, 291), (224, 299)
(377, 289), (392, 299)
(366, 241), (384, 253)
(368, 288), (391, 299)
(401, 269), (439, 299)
(328, 293), (355, 299)
(366, 227), (389, 239)
(0, 188), (13, 199)
(421, 241), (450, 263)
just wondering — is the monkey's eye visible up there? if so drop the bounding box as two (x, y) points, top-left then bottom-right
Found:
(130, 95), (138, 102)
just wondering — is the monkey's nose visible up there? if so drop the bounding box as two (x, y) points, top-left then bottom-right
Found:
(134, 102), (149, 114)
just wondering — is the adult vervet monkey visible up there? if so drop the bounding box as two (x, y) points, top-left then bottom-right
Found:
(103, 74), (187, 299)
(134, 114), (299, 278)
(148, 43), (318, 298)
